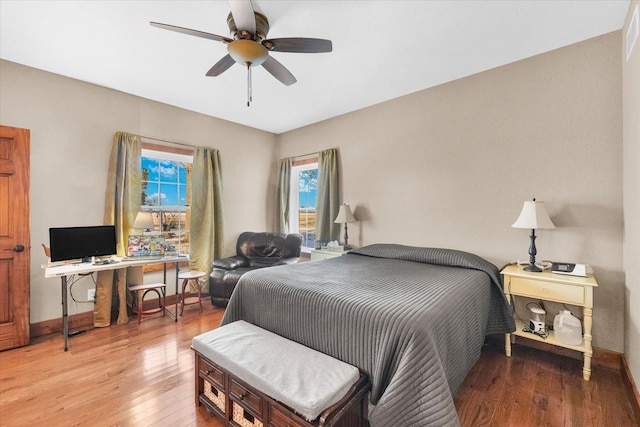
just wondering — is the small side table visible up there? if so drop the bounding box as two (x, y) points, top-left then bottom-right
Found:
(310, 249), (348, 261)
(501, 264), (598, 380)
(179, 271), (207, 315)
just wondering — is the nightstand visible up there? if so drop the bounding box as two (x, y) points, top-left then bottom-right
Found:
(309, 249), (348, 261)
(501, 264), (598, 381)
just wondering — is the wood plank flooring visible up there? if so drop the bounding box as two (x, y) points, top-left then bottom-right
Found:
(455, 342), (638, 426)
(1, 303), (637, 426)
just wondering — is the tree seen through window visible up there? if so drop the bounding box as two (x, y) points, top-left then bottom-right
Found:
(141, 152), (192, 255)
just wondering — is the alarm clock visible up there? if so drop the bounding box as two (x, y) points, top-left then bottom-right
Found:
(551, 262), (589, 277)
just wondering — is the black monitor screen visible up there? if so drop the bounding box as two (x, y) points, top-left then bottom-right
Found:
(49, 225), (117, 262)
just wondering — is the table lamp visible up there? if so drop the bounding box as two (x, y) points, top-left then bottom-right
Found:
(511, 198), (555, 272)
(133, 211), (155, 233)
(334, 204), (356, 250)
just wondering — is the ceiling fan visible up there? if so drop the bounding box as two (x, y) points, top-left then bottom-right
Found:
(151, 0), (332, 106)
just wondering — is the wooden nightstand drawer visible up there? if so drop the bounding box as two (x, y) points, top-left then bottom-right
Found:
(509, 276), (584, 305)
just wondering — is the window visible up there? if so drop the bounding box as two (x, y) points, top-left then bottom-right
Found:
(141, 146), (193, 256)
(289, 161), (318, 250)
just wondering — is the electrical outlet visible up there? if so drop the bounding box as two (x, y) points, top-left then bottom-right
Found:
(87, 289), (96, 301)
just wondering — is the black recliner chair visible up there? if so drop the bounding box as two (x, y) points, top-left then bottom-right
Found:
(210, 231), (303, 307)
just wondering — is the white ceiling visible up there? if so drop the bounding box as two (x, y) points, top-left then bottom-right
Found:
(0, 1), (630, 134)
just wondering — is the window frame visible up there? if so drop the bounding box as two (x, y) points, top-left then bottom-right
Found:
(289, 157), (318, 252)
(140, 142), (193, 272)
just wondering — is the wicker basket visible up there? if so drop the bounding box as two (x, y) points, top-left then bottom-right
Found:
(204, 379), (225, 414)
(232, 401), (263, 427)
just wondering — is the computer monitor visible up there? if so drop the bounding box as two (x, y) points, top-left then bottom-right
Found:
(49, 225), (117, 263)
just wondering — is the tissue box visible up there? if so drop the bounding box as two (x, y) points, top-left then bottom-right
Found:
(325, 240), (343, 252)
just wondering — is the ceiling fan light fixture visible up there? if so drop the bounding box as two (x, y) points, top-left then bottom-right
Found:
(152, 1), (331, 106)
(227, 39), (268, 66)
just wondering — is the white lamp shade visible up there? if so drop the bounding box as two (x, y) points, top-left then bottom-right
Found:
(511, 200), (556, 229)
(133, 211), (155, 230)
(334, 204), (356, 224)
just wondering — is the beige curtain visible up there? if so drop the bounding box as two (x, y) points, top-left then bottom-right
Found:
(316, 148), (340, 242)
(94, 131), (142, 327)
(274, 157), (292, 233)
(190, 147), (224, 292)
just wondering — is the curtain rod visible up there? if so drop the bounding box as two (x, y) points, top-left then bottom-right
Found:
(292, 147), (338, 160)
(139, 134), (195, 149)
(292, 151), (319, 160)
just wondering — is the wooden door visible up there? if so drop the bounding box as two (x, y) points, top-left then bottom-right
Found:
(0, 126), (30, 350)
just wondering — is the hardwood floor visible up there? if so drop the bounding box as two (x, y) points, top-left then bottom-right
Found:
(455, 342), (638, 426)
(1, 303), (637, 426)
(0, 303), (225, 427)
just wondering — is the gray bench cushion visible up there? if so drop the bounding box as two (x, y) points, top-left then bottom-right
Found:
(192, 320), (360, 421)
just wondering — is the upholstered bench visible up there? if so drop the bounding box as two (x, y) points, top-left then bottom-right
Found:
(192, 320), (370, 427)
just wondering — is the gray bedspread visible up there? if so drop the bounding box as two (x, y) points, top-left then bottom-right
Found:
(221, 244), (515, 426)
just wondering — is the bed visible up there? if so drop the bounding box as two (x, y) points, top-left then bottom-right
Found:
(221, 244), (515, 427)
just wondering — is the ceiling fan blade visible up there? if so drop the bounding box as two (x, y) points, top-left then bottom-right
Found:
(150, 22), (232, 43)
(263, 38), (332, 53)
(206, 54), (236, 76)
(261, 56), (297, 86)
(229, 0), (256, 36)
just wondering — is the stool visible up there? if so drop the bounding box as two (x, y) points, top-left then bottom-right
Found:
(128, 283), (166, 324)
(179, 271), (207, 315)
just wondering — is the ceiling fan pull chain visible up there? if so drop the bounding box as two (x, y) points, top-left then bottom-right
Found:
(246, 62), (252, 107)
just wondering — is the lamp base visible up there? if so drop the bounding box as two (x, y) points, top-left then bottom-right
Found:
(523, 229), (542, 272)
(523, 263), (542, 273)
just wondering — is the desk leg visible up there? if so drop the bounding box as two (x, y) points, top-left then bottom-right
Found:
(174, 262), (180, 322)
(163, 261), (181, 322)
(61, 276), (69, 351)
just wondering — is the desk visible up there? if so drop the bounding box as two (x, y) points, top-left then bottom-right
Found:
(44, 256), (187, 351)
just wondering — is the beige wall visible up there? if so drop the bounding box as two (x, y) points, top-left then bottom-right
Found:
(276, 32), (624, 352)
(623, 0), (640, 391)
(0, 59), (276, 323)
(0, 28), (629, 356)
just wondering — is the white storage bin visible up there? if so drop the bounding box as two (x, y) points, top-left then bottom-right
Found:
(553, 310), (582, 345)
